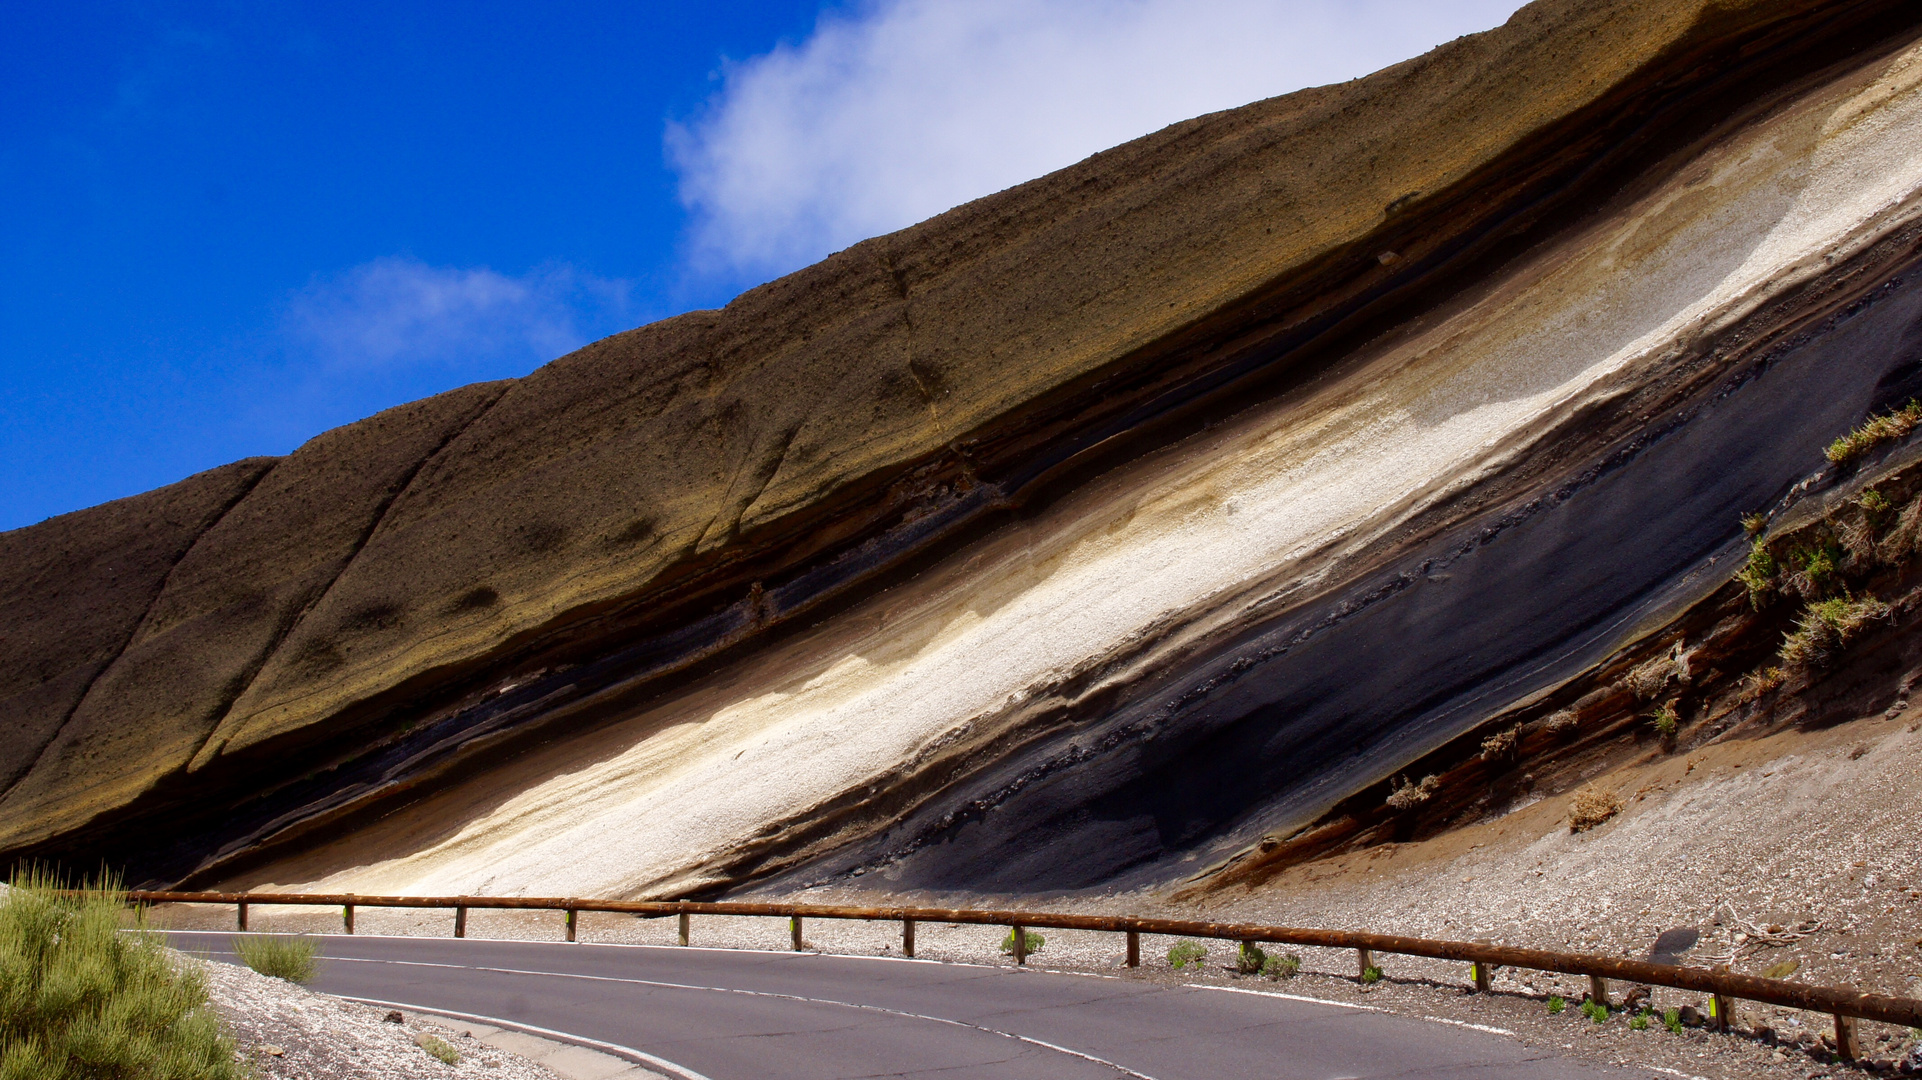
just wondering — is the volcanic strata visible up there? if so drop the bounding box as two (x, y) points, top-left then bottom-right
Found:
(5, 0), (1922, 903)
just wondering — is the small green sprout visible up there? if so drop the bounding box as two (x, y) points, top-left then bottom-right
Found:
(1262, 953), (1301, 980)
(419, 1034), (460, 1065)
(1000, 929), (1045, 955)
(1548, 996), (1566, 1015)
(1234, 941), (1267, 975)
(1167, 940), (1207, 970)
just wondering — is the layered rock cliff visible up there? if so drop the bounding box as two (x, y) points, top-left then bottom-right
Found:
(6, 0), (1922, 899)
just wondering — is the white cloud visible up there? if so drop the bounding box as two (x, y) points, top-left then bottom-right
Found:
(668, 0), (1526, 282)
(283, 256), (633, 374)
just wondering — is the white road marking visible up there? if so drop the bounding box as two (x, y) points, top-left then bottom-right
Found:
(1418, 1016), (1517, 1037)
(344, 996), (712, 1080)
(1187, 983), (1384, 1012)
(326, 954), (1162, 1079)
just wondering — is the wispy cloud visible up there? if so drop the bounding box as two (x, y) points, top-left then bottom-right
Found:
(668, 0), (1526, 283)
(283, 256), (633, 374)
(236, 256), (636, 444)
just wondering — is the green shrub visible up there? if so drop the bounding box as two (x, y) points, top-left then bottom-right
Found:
(1360, 965), (1383, 985)
(1860, 488), (1893, 519)
(1630, 1011), (1650, 1031)
(1233, 942), (1266, 975)
(1167, 941), (1207, 970)
(232, 935), (319, 985)
(1788, 541), (1841, 593)
(1547, 996), (1566, 1015)
(1581, 999), (1609, 1024)
(418, 1034), (459, 1065)
(999, 929), (1044, 956)
(1664, 1008), (1683, 1034)
(0, 867), (245, 1080)
(1261, 953), (1301, 980)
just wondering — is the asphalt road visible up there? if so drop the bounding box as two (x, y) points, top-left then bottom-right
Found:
(172, 932), (1652, 1080)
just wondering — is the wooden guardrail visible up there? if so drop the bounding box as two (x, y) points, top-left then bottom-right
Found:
(130, 890), (1920, 1061)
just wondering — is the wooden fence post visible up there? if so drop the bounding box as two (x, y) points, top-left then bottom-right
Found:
(454, 905), (467, 938)
(1473, 962), (1492, 993)
(902, 917), (915, 958)
(1356, 947), (1374, 980)
(565, 908), (578, 943)
(1834, 1014), (1860, 1062)
(237, 901), (248, 932)
(678, 911), (690, 946)
(343, 901), (355, 935)
(1125, 930), (1140, 968)
(1710, 992), (1736, 1031)
(1589, 975), (1611, 1009)
(790, 916), (804, 951)
(1012, 924), (1028, 966)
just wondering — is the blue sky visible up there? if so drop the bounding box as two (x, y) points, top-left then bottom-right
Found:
(1, 0), (1523, 530)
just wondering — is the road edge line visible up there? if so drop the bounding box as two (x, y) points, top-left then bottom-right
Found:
(341, 995), (714, 1080)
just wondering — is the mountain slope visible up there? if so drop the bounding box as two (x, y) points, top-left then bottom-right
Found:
(4, 0), (1921, 899)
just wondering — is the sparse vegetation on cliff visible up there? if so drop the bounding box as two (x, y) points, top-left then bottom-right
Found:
(1735, 539), (1779, 607)
(1779, 594), (1890, 669)
(1825, 400), (1922, 464)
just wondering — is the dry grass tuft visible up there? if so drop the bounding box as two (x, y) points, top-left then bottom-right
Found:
(1567, 784), (1623, 832)
(1734, 666), (1787, 705)
(1479, 726), (1520, 761)
(1839, 516), (1878, 571)
(1625, 649), (1686, 700)
(1877, 497), (1922, 564)
(1385, 773), (1440, 812)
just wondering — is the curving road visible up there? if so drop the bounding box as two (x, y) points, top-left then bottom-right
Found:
(173, 932), (1654, 1080)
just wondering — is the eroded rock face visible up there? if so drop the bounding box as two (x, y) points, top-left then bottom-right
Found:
(4, 0), (1922, 895)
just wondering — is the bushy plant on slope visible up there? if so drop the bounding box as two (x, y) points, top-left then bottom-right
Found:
(0, 868), (244, 1080)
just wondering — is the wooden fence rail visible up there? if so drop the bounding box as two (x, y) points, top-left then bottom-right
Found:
(127, 890), (1921, 1060)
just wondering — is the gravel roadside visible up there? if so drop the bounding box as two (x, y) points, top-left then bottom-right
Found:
(193, 953), (565, 1080)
